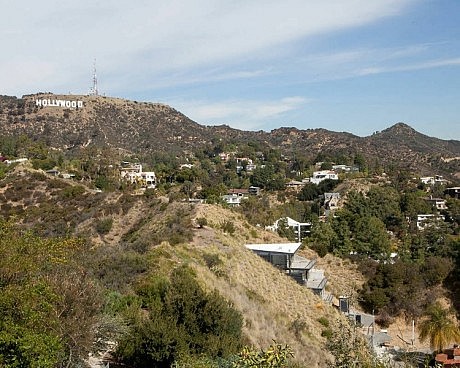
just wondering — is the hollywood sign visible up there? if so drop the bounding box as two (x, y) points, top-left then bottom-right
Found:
(35, 98), (84, 108)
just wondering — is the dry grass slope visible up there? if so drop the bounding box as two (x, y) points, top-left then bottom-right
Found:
(174, 204), (349, 367)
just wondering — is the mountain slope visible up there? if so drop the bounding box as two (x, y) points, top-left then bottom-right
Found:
(1, 93), (459, 177)
(0, 93), (211, 153)
(0, 166), (351, 366)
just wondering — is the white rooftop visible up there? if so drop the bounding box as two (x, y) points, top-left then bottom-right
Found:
(245, 242), (302, 254)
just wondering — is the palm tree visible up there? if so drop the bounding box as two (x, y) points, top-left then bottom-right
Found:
(418, 302), (460, 352)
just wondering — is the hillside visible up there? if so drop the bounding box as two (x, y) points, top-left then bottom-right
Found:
(1, 93), (459, 177)
(1, 133), (458, 366)
(0, 93), (211, 153)
(0, 165), (357, 367)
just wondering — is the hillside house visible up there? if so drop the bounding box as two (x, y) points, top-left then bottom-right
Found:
(421, 175), (448, 185)
(218, 152), (234, 162)
(324, 192), (341, 215)
(286, 180), (305, 190)
(332, 164), (359, 173)
(235, 158), (257, 173)
(5, 158), (28, 165)
(305, 268), (328, 298)
(424, 196), (448, 210)
(310, 170), (339, 185)
(222, 188), (249, 206)
(246, 242), (301, 269)
(416, 214), (445, 230)
(248, 186), (261, 196)
(46, 169), (60, 176)
(141, 172), (156, 189)
(265, 217), (312, 242)
(245, 242), (328, 299)
(120, 162), (156, 189)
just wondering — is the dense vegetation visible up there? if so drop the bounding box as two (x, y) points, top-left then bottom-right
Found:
(0, 220), (101, 367)
(305, 184), (459, 323)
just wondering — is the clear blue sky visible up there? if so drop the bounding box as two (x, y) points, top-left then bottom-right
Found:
(1, 0), (459, 140)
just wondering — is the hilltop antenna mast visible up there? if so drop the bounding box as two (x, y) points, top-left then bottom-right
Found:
(90, 59), (98, 96)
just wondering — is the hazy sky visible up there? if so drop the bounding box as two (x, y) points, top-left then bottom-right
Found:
(1, 0), (459, 140)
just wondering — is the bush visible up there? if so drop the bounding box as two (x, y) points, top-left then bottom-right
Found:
(60, 185), (85, 198)
(202, 253), (222, 269)
(116, 266), (243, 367)
(95, 217), (113, 235)
(31, 158), (56, 171)
(220, 220), (235, 235)
(317, 316), (330, 327)
(196, 217), (208, 228)
(310, 242), (328, 258)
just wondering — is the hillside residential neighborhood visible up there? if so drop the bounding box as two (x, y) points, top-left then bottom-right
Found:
(0, 95), (459, 368)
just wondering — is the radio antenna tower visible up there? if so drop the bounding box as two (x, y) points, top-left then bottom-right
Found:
(90, 59), (98, 96)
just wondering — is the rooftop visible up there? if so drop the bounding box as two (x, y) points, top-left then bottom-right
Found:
(245, 242), (302, 255)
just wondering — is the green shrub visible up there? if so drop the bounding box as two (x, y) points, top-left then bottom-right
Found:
(196, 217), (208, 228)
(290, 316), (307, 341)
(317, 316), (330, 327)
(95, 217), (113, 235)
(321, 329), (333, 339)
(31, 158), (56, 171)
(116, 266), (243, 367)
(221, 220), (235, 235)
(202, 253), (222, 269)
(60, 185), (85, 198)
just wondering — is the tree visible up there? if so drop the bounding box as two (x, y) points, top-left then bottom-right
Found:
(354, 216), (391, 260)
(0, 220), (102, 367)
(297, 183), (319, 201)
(326, 319), (384, 368)
(307, 221), (337, 257)
(116, 266), (243, 367)
(251, 164), (278, 189)
(418, 302), (460, 352)
(276, 218), (296, 242)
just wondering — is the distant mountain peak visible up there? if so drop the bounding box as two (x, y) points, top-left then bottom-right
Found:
(386, 122), (417, 133)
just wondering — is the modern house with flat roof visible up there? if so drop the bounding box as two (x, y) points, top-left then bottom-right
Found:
(245, 242), (328, 299)
(245, 242), (302, 269)
(310, 170), (339, 185)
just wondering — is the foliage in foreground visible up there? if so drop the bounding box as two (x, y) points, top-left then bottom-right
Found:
(0, 219), (102, 367)
(115, 265), (244, 367)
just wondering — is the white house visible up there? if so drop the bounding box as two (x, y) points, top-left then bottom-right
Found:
(424, 196), (447, 211)
(265, 216), (311, 242)
(332, 165), (359, 173)
(222, 189), (249, 206)
(141, 172), (157, 189)
(416, 214), (445, 230)
(310, 170), (339, 185)
(5, 158), (28, 165)
(420, 175), (448, 185)
(120, 162), (156, 189)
